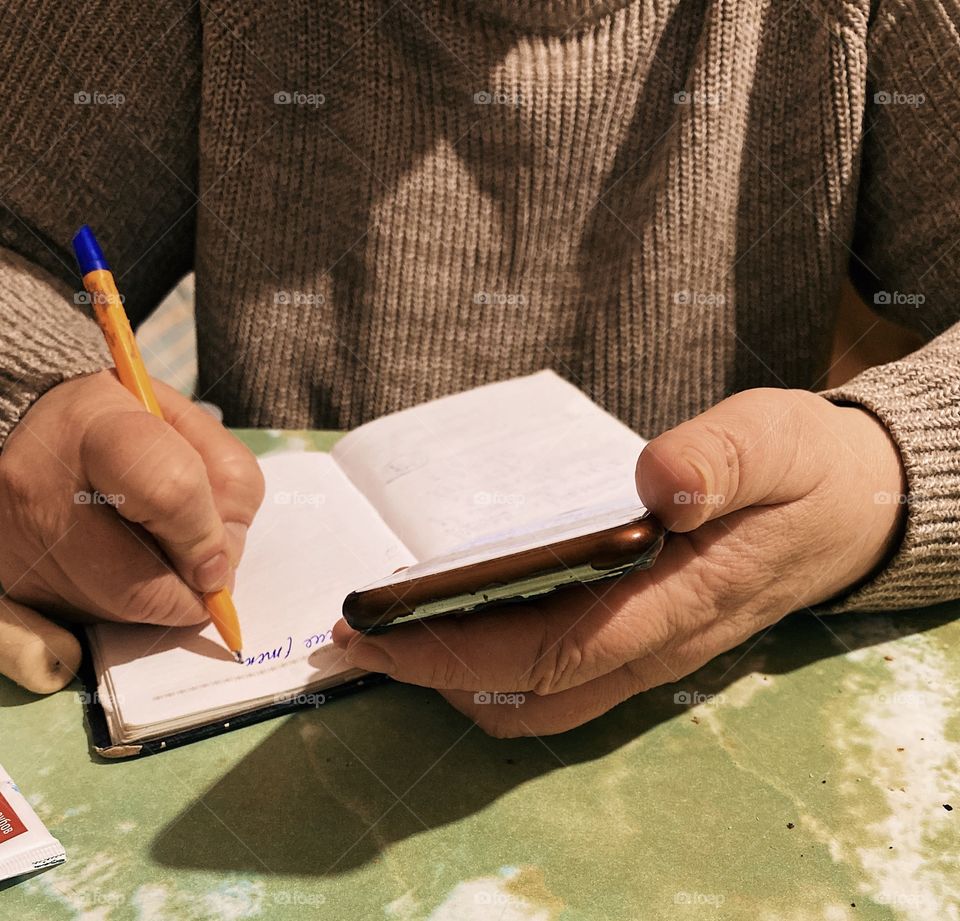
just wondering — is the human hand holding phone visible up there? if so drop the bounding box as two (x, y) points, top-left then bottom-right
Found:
(333, 388), (906, 736)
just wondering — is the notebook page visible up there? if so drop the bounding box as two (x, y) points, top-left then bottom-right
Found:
(358, 502), (653, 589)
(89, 451), (415, 741)
(331, 370), (647, 562)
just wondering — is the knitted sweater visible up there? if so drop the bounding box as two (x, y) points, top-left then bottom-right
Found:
(0, 0), (958, 612)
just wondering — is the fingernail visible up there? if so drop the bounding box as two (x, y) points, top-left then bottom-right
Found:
(195, 400), (224, 422)
(344, 640), (395, 674)
(195, 552), (229, 592)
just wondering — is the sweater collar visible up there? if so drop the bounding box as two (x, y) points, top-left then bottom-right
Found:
(462, 0), (637, 33)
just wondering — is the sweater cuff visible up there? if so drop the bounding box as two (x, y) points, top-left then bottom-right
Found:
(819, 344), (960, 612)
(0, 246), (112, 448)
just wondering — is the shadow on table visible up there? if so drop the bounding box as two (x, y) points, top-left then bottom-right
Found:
(146, 602), (958, 878)
(0, 681), (43, 708)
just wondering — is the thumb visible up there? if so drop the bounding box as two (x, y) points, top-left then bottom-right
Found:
(636, 389), (828, 531)
(0, 597), (82, 694)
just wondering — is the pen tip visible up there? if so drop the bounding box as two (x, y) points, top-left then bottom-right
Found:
(233, 651), (243, 664)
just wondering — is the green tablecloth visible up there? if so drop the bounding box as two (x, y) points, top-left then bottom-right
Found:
(2, 431), (958, 920)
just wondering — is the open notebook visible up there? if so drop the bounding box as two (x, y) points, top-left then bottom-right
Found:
(85, 371), (648, 757)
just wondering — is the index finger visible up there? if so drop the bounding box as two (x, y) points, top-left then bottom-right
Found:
(153, 382), (265, 560)
(81, 408), (230, 593)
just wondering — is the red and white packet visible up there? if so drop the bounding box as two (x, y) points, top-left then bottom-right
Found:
(0, 763), (65, 881)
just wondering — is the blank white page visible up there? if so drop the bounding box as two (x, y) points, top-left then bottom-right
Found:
(331, 370), (647, 561)
(88, 451), (415, 742)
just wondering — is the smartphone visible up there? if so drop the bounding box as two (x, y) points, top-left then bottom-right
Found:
(342, 511), (664, 632)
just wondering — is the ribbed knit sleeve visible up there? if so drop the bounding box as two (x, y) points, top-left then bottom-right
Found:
(0, 248), (112, 439)
(0, 0), (202, 446)
(821, 0), (960, 611)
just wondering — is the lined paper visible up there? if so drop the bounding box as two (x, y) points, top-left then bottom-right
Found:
(89, 452), (414, 741)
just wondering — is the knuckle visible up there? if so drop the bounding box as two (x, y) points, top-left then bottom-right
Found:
(683, 540), (774, 630)
(785, 387), (826, 415)
(624, 657), (661, 694)
(528, 631), (583, 696)
(684, 546), (732, 601)
(697, 533), (763, 602)
(424, 649), (467, 690)
(0, 455), (36, 509)
(122, 576), (200, 626)
(0, 456), (61, 553)
(210, 446), (266, 513)
(416, 621), (473, 689)
(138, 454), (207, 522)
(640, 552), (720, 637)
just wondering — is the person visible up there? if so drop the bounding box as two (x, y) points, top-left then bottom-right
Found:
(0, 0), (956, 736)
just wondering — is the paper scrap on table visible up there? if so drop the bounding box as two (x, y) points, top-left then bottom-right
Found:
(0, 763), (65, 881)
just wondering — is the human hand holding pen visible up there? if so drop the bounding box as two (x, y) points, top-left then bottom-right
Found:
(0, 369), (264, 661)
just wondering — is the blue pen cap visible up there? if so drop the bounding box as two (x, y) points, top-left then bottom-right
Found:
(72, 225), (110, 275)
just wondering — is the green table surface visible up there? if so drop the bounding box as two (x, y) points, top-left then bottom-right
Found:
(1, 431), (958, 920)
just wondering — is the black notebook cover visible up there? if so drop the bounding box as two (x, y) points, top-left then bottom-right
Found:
(77, 631), (388, 759)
